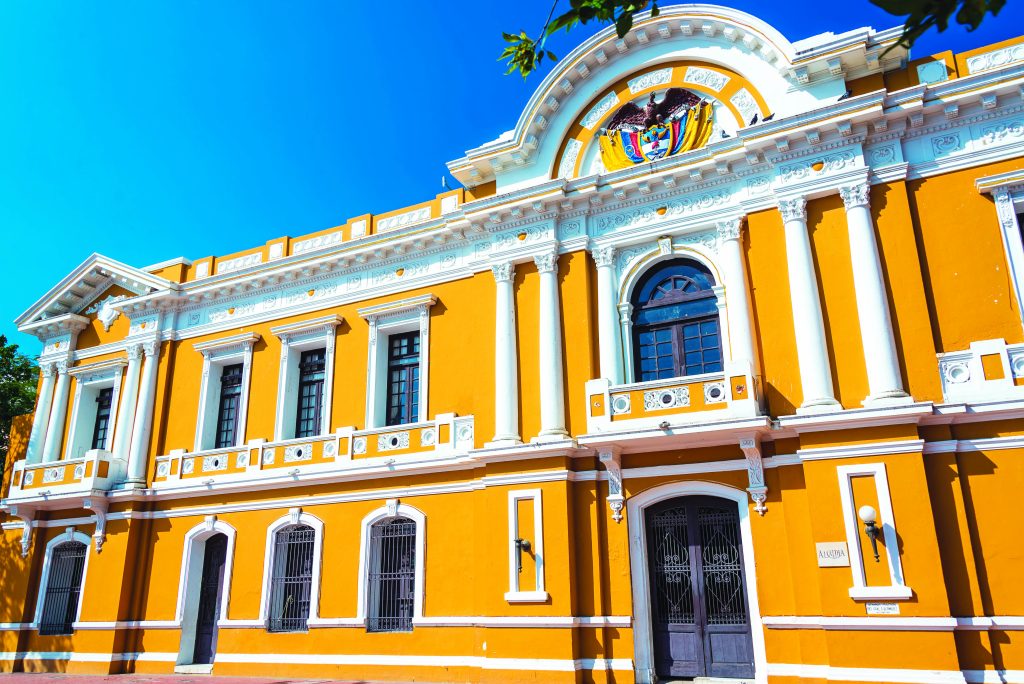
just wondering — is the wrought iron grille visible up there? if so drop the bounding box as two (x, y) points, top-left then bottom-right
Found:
(214, 364), (244, 449)
(90, 387), (113, 450)
(697, 506), (748, 626)
(385, 332), (420, 426)
(266, 525), (315, 632)
(367, 517), (416, 633)
(38, 541), (87, 636)
(649, 506), (695, 626)
(294, 348), (326, 438)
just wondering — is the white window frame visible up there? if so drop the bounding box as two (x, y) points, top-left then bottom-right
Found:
(616, 246), (729, 384)
(356, 500), (426, 626)
(836, 462), (912, 600)
(505, 489), (548, 603)
(193, 333), (259, 452)
(358, 294), (436, 428)
(33, 527), (92, 630)
(978, 171), (1024, 333)
(174, 517), (237, 665)
(257, 509), (325, 628)
(270, 315), (342, 441)
(65, 359), (126, 459)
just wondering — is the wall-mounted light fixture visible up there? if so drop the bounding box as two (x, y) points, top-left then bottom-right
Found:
(514, 538), (532, 574)
(858, 505), (881, 562)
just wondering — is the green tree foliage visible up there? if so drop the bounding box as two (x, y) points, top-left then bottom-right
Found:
(501, 0), (1006, 78)
(0, 335), (38, 471)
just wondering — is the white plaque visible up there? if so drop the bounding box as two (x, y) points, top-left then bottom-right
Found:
(866, 602), (900, 615)
(816, 542), (850, 567)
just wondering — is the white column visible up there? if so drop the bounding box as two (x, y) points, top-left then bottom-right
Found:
(717, 218), (756, 369)
(593, 246), (624, 384)
(840, 183), (910, 404)
(490, 262), (521, 445)
(126, 339), (161, 486)
(40, 361), (71, 463)
(779, 197), (841, 412)
(25, 363), (57, 464)
(112, 344), (143, 460)
(534, 251), (568, 440)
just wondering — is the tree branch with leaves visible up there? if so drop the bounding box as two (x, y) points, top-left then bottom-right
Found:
(0, 335), (38, 472)
(501, 0), (1007, 78)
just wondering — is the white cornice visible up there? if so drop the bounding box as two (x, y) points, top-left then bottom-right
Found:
(269, 314), (343, 339)
(68, 358), (128, 377)
(357, 293), (437, 321)
(192, 332), (260, 354)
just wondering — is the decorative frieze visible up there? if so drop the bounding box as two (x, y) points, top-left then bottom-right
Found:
(580, 91), (621, 130)
(216, 252), (263, 275)
(378, 207), (432, 232)
(683, 66), (729, 92)
(293, 231), (344, 255)
(644, 387), (690, 411)
(628, 68), (672, 94)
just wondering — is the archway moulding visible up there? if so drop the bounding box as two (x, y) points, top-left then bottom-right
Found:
(447, 4), (905, 193)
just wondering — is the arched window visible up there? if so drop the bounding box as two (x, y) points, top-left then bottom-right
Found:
(266, 524), (316, 632)
(38, 539), (88, 635)
(632, 259), (722, 381)
(367, 517), (417, 633)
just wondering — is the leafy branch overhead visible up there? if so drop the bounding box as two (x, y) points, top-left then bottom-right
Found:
(500, 1), (659, 78)
(501, 0), (1007, 78)
(870, 0), (1005, 51)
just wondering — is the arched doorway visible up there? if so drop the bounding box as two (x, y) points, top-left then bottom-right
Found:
(642, 495), (755, 680)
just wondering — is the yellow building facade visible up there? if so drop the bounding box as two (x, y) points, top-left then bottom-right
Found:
(3, 6), (1024, 683)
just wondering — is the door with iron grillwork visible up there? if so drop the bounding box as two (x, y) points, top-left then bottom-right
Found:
(193, 534), (228, 665)
(645, 496), (754, 680)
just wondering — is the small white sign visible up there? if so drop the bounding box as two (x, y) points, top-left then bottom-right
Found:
(866, 602), (900, 615)
(816, 542), (850, 567)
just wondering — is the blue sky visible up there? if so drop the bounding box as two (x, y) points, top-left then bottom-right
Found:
(2, 0), (1021, 356)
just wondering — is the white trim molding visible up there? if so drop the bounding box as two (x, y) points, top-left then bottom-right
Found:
(626, 480), (767, 684)
(175, 517), (237, 665)
(977, 170), (1024, 334)
(356, 500), (426, 627)
(193, 332), (259, 452)
(505, 489), (548, 603)
(32, 528), (93, 631)
(64, 359), (126, 460)
(270, 314), (342, 440)
(358, 294), (436, 429)
(257, 509), (325, 628)
(837, 462), (913, 600)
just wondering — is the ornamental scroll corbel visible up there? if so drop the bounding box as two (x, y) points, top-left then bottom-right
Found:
(598, 447), (624, 523)
(6, 504), (37, 557)
(740, 437), (768, 516)
(83, 497), (108, 553)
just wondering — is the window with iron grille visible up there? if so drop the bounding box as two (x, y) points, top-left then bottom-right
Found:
(294, 349), (326, 438)
(385, 332), (420, 427)
(214, 364), (244, 449)
(266, 524), (315, 632)
(367, 517), (416, 633)
(90, 387), (114, 451)
(631, 260), (722, 381)
(38, 541), (87, 636)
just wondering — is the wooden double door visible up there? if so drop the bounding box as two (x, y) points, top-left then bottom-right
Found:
(645, 496), (755, 680)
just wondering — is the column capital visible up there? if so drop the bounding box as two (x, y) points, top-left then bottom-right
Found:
(491, 261), (515, 283)
(142, 339), (161, 358)
(716, 216), (745, 241)
(55, 359), (70, 375)
(40, 362), (57, 379)
(840, 183), (871, 210)
(533, 251), (558, 274)
(592, 245), (616, 269)
(126, 343), (143, 361)
(777, 196), (807, 223)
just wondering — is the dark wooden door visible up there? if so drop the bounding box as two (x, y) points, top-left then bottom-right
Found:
(192, 534), (228, 665)
(646, 496), (754, 680)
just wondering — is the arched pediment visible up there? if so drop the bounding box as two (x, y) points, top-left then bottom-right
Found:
(447, 4), (903, 191)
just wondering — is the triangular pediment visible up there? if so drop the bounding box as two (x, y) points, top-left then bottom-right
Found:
(16, 253), (175, 329)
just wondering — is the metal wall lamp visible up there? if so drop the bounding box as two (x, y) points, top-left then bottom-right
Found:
(858, 505), (882, 562)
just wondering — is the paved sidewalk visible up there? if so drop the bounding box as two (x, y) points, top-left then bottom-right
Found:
(0, 676), (401, 684)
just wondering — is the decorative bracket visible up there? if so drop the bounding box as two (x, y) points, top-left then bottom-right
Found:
(6, 505), (36, 557)
(288, 507), (302, 526)
(740, 437), (768, 516)
(83, 497), (109, 553)
(598, 447), (624, 523)
(386, 498), (400, 518)
(204, 514), (218, 533)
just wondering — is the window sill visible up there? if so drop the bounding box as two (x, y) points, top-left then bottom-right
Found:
(848, 585), (913, 601)
(504, 590), (550, 603)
